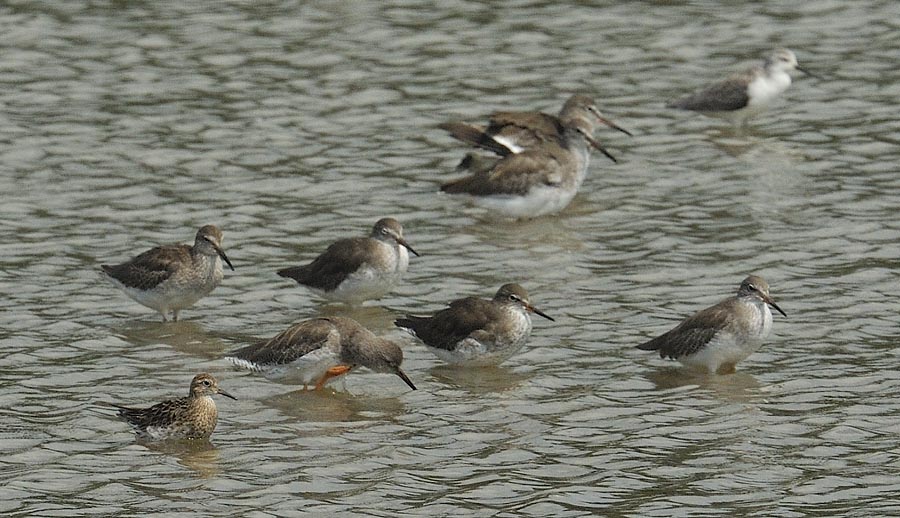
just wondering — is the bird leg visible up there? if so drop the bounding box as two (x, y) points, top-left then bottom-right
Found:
(314, 365), (352, 390)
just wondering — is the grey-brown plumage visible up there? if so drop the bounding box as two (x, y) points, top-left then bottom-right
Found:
(668, 74), (753, 112)
(395, 283), (554, 366)
(277, 218), (418, 303)
(439, 122), (597, 218)
(227, 316), (416, 390)
(439, 94), (631, 162)
(637, 275), (787, 374)
(667, 48), (815, 122)
(100, 225), (234, 321)
(105, 373), (236, 441)
(454, 152), (499, 174)
(440, 136), (581, 196)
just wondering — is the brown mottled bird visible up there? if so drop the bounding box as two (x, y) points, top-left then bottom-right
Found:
(104, 373), (236, 440)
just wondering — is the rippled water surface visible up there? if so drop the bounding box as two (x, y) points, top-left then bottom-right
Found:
(2, 1), (899, 516)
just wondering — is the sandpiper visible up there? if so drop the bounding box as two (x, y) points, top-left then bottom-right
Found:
(105, 373), (236, 441)
(439, 94), (631, 162)
(101, 225), (234, 322)
(440, 119), (599, 218)
(395, 283), (554, 366)
(668, 48), (815, 124)
(277, 218), (419, 304)
(636, 275), (787, 374)
(226, 316), (417, 391)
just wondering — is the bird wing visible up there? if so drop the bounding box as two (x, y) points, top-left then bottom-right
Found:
(398, 297), (497, 351)
(111, 397), (189, 430)
(277, 238), (375, 291)
(667, 68), (758, 112)
(439, 121), (516, 156)
(227, 318), (338, 366)
(440, 146), (566, 196)
(487, 111), (564, 147)
(101, 244), (192, 290)
(637, 300), (734, 359)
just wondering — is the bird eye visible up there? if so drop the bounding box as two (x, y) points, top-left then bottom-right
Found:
(509, 294), (520, 302)
(202, 380), (211, 386)
(747, 284), (757, 292)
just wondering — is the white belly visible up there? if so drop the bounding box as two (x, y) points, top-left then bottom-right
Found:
(228, 347), (340, 386)
(321, 245), (409, 303)
(746, 71), (792, 109)
(680, 303), (773, 373)
(471, 184), (577, 218)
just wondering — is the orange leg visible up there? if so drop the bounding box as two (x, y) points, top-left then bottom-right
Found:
(314, 365), (352, 390)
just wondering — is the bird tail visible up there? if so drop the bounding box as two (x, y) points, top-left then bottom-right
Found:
(277, 266), (307, 282)
(636, 338), (660, 351)
(439, 175), (477, 194)
(394, 316), (426, 334)
(96, 400), (131, 411)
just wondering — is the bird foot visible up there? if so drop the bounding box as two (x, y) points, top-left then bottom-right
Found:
(314, 365), (352, 390)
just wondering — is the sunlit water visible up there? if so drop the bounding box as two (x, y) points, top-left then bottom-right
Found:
(1, 1), (899, 516)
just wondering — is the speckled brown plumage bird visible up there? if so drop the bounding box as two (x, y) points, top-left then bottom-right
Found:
(105, 373), (236, 440)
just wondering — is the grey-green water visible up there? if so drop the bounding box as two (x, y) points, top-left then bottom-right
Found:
(1, 1), (899, 516)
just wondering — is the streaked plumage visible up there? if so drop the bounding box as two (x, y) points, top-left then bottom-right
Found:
(101, 225), (234, 322)
(226, 316), (416, 391)
(637, 275), (787, 374)
(395, 283), (554, 366)
(105, 373), (236, 441)
(668, 48), (814, 124)
(277, 218), (418, 303)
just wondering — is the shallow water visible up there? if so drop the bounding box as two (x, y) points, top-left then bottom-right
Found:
(1, 1), (899, 516)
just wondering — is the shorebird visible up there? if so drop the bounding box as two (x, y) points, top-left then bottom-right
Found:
(636, 275), (787, 374)
(395, 283), (554, 366)
(668, 48), (815, 124)
(277, 218), (419, 304)
(226, 316), (417, 391)
(439, 94), (632, 162)
(104, 373), (236, 441)
(439, 120), (600, 218)
(101, 225), (234, 322)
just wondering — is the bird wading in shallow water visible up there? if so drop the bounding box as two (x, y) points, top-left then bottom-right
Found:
(395, 283), (554, 366)
(440, 122), (601, 218)
(277, 218), (419, 304)
(104, 373), (236, 441)
(226, 316), (417, 391)
(440, 94), (631, 161)
(438, 95), (631, 218)
(637, 275), (787, 374)
(668, 48), (817, 126)
(100, 225), (234, 322)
